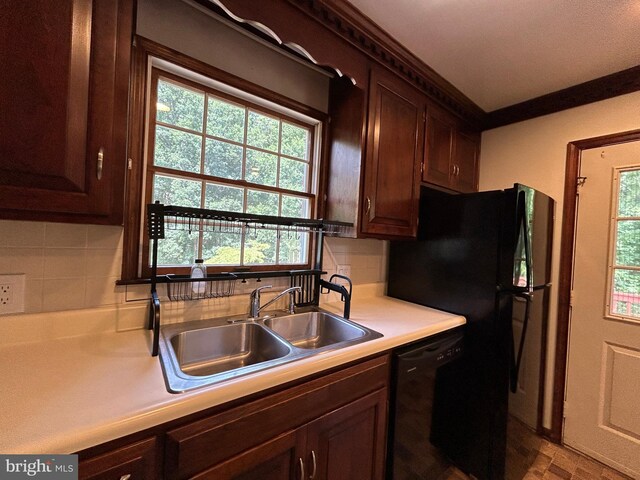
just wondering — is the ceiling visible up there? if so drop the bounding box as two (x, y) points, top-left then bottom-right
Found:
(346, 0), (640, 111)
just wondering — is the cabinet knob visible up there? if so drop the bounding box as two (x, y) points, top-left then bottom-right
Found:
(97, 148), (104, 180)
(298, 457), (305, 480)
(119, 475), (131, 480)
(309, 450), (317, 479)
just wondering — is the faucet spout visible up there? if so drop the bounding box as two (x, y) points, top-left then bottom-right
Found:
(249, 286), (302, 318)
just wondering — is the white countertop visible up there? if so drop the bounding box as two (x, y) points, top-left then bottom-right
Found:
(0, 295), (464, 454)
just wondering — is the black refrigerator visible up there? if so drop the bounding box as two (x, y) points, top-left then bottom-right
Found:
(387, 184), (554, 480)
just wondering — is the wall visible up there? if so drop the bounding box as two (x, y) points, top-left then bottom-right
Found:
(479, 90), (640, 429)
(136, 0), (331, 113)
(0, 219), (386, 327)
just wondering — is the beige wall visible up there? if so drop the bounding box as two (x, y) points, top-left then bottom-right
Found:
(479, 90), (640, 428)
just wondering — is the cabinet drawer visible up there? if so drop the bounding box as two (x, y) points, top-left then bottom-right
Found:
(165, 355), (389, 479)
(78, 437), (158, 480)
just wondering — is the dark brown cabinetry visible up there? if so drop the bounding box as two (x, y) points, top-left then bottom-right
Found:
(78, 437), (158, 480)
(361, 65), (424, 238)
(0, 0), (133, 224)
(423, 106), (480, 193)
(164, 355), (389, 479)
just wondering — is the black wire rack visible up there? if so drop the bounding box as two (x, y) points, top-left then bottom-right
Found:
(146, 202), (353, 356)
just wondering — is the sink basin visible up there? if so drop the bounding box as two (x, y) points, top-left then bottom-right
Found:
(169, 323), (291, 377)
(158, 309), (383, 393)
(264, 312), (366, 349)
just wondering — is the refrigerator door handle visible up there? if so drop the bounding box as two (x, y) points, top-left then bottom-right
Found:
(510, 291), (532, 393)
(518, 191), (534, 293)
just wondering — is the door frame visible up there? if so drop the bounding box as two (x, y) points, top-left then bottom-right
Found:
(550, 128), (640, 443)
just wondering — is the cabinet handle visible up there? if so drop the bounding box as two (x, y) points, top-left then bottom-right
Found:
(309, 450), (317, 479)
(119, 475), (131, 480)
(97, 148), (104, 180)
(365, 196), (371, 214)
(298, 457), (305, 480)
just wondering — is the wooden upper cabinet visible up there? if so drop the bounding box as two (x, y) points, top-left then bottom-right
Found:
(453, 129), (480, 193)
(361, 65), (424, 238)
(423, 105), (480, 193)
(0, 0), (133, 224)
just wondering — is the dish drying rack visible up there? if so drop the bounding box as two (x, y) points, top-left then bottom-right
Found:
(146, 202), (354, 356)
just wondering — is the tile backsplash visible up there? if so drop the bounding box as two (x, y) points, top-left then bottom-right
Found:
(0, 220), (388, 317)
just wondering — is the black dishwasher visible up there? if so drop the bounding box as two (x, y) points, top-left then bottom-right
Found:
(387, 328), (465, 480)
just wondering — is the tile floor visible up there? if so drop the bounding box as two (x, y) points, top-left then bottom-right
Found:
(444, 417), (632, 480)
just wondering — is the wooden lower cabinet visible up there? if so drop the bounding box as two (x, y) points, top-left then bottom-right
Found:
(194, 388), (387, 480)
(77, 355), (389, 480)
(78, 437), (158, 480)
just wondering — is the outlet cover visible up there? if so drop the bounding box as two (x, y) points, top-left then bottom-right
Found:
(0, 274), (26, 315)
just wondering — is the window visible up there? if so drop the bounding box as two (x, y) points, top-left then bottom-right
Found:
(607, 166), (640, 320)
(144, 69), (319, 273)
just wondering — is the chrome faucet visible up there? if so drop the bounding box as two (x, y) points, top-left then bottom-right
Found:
(249, 285), (302, 318)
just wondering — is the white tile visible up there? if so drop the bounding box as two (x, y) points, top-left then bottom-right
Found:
(42, 278), (86, 312)
(84, 277), (125, 308)
(45, 223), (88, 248)
(9, 248), (44, 278)
(87, 225), (124, 249)
(85, 249), (122, 278)
(24, 278), (43, 313)
(124, 284), (151, 302)
(0, 221), (45, 247)
(43, 248), (86, 279)
(0, 249), (14, 273)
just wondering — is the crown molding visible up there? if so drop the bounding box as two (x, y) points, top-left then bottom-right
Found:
(484, 65), (640, 130)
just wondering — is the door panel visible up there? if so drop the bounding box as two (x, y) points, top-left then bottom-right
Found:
(424, 107), (453, 188)
(307, 389), (387, 480)
(362, 66), (423, 237)
(193, 429), (305, 480)
(564, 143), (640, 478)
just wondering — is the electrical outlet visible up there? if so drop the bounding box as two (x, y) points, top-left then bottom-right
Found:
(336, 264), (351, 279)
(0, 274), (25, 315)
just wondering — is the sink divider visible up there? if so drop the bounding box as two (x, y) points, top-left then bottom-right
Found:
(146, 202), (353, 356)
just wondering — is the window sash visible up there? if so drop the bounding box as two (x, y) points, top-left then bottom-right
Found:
(142, 68), (318, 274)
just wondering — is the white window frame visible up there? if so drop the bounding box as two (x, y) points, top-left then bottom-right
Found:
(605, 164), (640, 322)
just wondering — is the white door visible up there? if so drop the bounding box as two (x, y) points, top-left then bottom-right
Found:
(564, 142), (640, 478)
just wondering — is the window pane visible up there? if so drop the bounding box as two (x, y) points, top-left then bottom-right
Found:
(281, 122), (309, 159)
(611, 269), (640, 318)
(153, 174), (201, 208)
(154, 125), (202, 174)
(246, 149), (277, 187)
(616, 220), (640, 267)
(157, 79), (204, 132)
(279, 232), (308, 265)
(202, 230), (242, 265)
(247, 111), (279, 152)
(156, 229), (198, 266)
(281, 195), (310, 218)
(618, 170), (640, 217)
(279, 158), (307, 192)
(245, 229), (277, 265)
(207, 97), (245, 143)
(246, 189), (279, 216)
(204, 139), (242, 180)
(205, 183), (243, 213)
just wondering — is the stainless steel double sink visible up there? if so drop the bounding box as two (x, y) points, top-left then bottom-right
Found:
(158, 309), (383, 393)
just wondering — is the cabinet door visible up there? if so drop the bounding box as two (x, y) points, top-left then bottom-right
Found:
(362, 65), (423, 238)
(193, 430), (306, 480)
(423, 106), (454, 189)
(453, 130), (480, 193)
(306, 388), (388, 480)
(78, 437), (157, 480)
(0, 0), (133, 224)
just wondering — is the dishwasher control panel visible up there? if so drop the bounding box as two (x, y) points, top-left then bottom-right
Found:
(436, 339), (464, 363)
